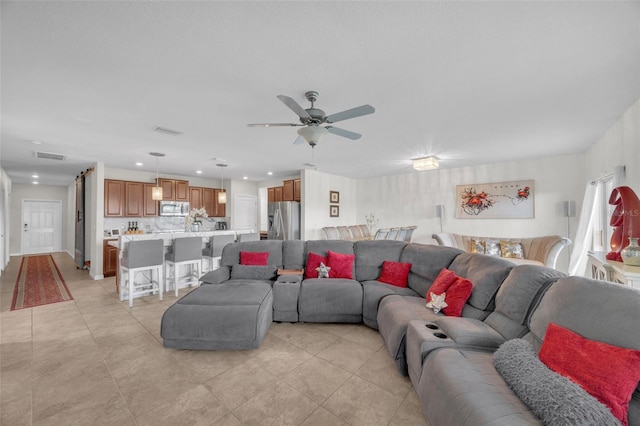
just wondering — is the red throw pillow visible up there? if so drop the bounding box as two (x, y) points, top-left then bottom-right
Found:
(539, 322), (640, 425)
(305, 252), (328, 279)
(326, 250), (355, 279)
(239, 251), (269, 266)
(378, 260), (412, 287)
(425, 268), (473, 317)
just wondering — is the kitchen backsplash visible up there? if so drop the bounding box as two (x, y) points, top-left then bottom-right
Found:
(103, 216), (228, 236)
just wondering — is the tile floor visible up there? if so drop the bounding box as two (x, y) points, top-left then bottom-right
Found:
(0, 252), (429, 425)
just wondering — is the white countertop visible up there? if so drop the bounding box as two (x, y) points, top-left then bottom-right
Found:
(110, 229), (249, 250)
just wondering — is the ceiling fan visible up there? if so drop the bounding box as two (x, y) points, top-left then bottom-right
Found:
(247, 91), (375, 147)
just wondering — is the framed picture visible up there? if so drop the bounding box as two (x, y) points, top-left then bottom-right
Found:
(330, 191), (340, 203)
(455, 180), (535, 219)
(330, 205), (340, 217)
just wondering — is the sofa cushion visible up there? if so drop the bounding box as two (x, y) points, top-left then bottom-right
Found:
(425, 268), (472, 317)
(494, 338), (619, 426)
(378, 260), (412, 287)
(327, 250), (355, 279)
(500, 240), (524, 259)
(221, 241), (284, 268)
(230, 264), (277, 281)
(354, 240), (407, 281)
(526, 276), (640, 426)
(400, 244), (463, 297)
(305, 252), (327, 279)
(240, 251), (269, 265)
(539, 322), (640, 425)
(361, 281), (419, 329)
(282, 240), (305, 270)
(298, 278), (363, 323)
(448, 253), (514, 313)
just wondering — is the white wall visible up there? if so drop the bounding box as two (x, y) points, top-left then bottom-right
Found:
(8, 183), (71, 256)
(0, 168), (12, 272)
(356, 153), (586, 272)
(585, 98), (640, 189)
(302, 169), (358, 241)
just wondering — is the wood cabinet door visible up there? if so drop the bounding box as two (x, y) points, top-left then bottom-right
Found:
(213, 189), (227, 217)
(143, 183), (158, 216)
(124, 181), (144, 217)
(103, 240), (118, 277)
(282, 180), (294, 201)
(202, 188), (215, 216)
(158, 178), (175, 200)
(175, 180), (189, 201)
(104, 179), (125, 217)
(293, 179), (301, 201)
(268, 187), (275, 203)
(189, 187), (203, 210)
(274, 186), (283, 202)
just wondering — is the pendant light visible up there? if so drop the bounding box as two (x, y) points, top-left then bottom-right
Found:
(149, 152), (165, 200)
(217, 163), (227, 204)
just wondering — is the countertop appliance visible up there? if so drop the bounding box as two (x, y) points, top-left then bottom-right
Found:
(268, 201), (300, 240)
(159, 201), (190, 216)
(215, 221), (228, 230)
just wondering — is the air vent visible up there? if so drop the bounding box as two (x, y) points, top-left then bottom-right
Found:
(35, 151), (66, 161)
(154, 126), (183, 136)
(303, 163), (316, 167)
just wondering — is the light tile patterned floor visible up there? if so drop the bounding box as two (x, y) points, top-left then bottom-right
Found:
(0, 252), (428, 425)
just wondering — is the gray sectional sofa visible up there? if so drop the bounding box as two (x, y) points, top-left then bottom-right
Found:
(160, 239), (640, 426)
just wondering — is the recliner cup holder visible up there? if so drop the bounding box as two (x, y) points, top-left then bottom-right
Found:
(433, 332), (447, 339)
(425, 323), (439, 330)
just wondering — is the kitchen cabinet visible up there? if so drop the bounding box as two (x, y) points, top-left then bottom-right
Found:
(283, 180), (294, 201)
(104, 179), (125, 217)
(124, 181), (144, 217)
(143, 183), (158, 216)
(157, 179), (189, 201)
(274, 186), (283, 202)
(103, 239), (118, 277)
(268, 187), (275, 203)
(294, 179), (301, 202)
(202, 188), (215, 216)
(189, 187), (202, 210)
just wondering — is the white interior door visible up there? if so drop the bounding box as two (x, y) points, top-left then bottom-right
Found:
(234, 195), (258, 231)
(22, 200), (62, 254)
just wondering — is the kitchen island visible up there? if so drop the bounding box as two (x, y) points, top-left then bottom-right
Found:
(108, 229), (256, 298)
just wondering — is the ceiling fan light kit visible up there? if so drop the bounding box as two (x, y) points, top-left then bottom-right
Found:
(248, 90), (374, 148)
(413, 156), (439, 171)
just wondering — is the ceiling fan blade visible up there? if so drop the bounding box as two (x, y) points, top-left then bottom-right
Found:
(325, 104), (375, 123)
(247, 123), (302, 127)
(326, 126), (362, 140)
(293, 135), (305, 145)
(277, 95), (312, 121)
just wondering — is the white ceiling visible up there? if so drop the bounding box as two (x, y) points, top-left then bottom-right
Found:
(2, 1), (639, 186)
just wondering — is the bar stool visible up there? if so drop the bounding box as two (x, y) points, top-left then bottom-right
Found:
(202, 234), (235, 271)
(165, 237), (203, 297)
(120, 239), (164, 308)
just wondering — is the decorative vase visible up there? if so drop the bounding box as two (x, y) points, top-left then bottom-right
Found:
(192, 223), (200, 232)
(620, 237), (640, 266)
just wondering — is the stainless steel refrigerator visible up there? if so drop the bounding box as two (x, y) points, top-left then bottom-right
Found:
(268, 201), (300, 240)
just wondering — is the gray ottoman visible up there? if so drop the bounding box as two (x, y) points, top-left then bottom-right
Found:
(161, 281), (273, 350)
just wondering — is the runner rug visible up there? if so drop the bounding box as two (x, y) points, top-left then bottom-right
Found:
(11, 255), (73, 310)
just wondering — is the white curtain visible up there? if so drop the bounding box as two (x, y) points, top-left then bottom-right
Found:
(568, 183), (601, 276)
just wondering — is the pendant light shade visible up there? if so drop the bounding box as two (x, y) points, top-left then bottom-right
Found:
(297, 125), (328, 147)
(217, 163), (227, 204)
(149, 152), (165, 200)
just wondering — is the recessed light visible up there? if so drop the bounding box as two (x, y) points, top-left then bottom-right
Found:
(135, 162), (143, 166)
(243, 176), (248, 180)
(32, 181), (39, 185)
(196, 170), (203, 174)
(267, 172), (273, 176)
(31, 174), (39, 178)
(31, 140), (43, 145)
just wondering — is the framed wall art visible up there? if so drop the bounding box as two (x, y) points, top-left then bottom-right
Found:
(330, 205), (340, 217)
(455, 180), (535, 219)
(330, 191), (340, 203)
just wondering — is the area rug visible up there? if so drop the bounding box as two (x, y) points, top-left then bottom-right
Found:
(11, 255), (73, 310)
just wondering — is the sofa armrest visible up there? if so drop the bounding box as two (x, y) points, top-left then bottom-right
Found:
(432, 232), (454, 247)
(542, 237), (571, 269)
(199, 266), (230, 284)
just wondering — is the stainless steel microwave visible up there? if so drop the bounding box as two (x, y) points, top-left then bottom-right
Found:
(159, 201), (190, 216)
